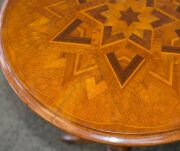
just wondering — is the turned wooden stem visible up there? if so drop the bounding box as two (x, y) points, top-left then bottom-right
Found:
(107, 146), (131, 151)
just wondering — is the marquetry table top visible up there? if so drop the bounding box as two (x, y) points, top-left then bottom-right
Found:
(0, 0), (180, 146)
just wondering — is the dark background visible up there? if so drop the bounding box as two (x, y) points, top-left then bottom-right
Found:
(0, 0), (180, 150)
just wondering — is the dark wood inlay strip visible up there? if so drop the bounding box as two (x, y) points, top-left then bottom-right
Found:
(129, 30), (152, 50)
(86, 5), (109, 23)
(107, 52), (123, 84)
(177, 6), (180, 13)
(175, 29), (180, 37)
(146, 0), (154, 7)
(109, 0), (116, 3)
(57, 19), (82, 38)
(103, 26), (125, 44)
(107, 52), (144, 85)
(54, 19), (91, 44)
(162, 46), (180, 54)
(151, 10), (174, 28)
(121, 55), (144, 84)
(78, 0), (87, 4)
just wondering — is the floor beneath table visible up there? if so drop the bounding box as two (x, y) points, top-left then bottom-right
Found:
(1, 70), (180, 151)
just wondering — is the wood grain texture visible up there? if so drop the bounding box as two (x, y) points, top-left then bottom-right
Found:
(0, 0), (180, 146)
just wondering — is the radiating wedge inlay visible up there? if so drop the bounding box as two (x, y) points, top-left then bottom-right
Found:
(162, 29), (180, 54)
(53, 19), (91, 44)
(106, 52), (144, 86)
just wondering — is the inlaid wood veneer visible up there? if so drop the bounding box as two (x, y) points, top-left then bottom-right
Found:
(0, 0), (180, 150)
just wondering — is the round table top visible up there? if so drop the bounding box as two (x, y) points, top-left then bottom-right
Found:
(0, 0), (180, 146)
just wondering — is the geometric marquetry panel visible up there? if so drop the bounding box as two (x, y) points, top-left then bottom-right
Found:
(1, 0), (180, 138)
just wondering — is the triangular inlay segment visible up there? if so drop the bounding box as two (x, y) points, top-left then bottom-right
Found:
(129, 30), (152, 50)
(162, 29), (180, 54)
(106, 52), (144, 86)
(151, 10), (175, 28)
(102, 26), (125, 45)
(86, 5), (109, 23)
(53, 19), (91, 44)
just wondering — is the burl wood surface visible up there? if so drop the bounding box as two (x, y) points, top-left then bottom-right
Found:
(0, 0), (180, 146)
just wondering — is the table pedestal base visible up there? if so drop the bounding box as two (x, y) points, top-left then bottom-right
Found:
(107, 146), (131, 151)
(61, 133), (131, 151)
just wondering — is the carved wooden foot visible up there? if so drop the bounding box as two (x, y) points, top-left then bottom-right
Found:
(107, 146), (131, 151)
(60, 133), (89, 144)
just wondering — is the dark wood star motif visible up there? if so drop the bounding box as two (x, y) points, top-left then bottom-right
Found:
(119, 8), (140, 26)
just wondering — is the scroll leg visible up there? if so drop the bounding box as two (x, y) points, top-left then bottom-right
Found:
(60, 133), (89, 144)
(107, 146), (131, 151)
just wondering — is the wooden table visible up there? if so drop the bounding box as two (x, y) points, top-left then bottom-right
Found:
(0, 0), (180, 150)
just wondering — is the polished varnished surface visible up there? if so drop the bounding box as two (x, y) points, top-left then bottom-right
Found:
(0, 0), (180, 145)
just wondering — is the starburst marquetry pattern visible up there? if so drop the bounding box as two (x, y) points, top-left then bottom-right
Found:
(46, 0), (180, 99)
(3, 0), (180, 136)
